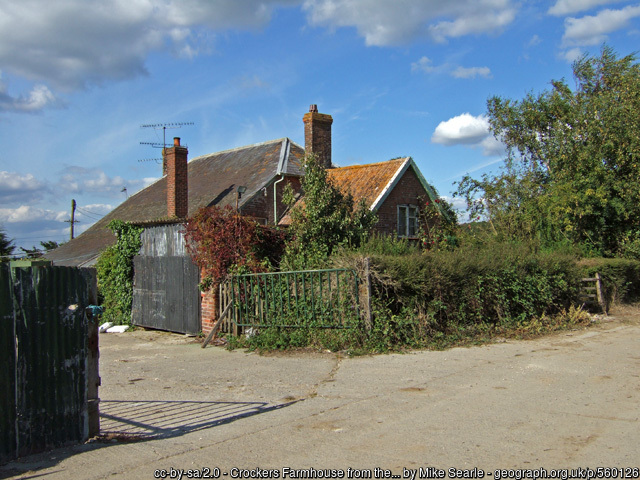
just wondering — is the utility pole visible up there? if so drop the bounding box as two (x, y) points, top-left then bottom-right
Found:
(66, 199), (78, 240)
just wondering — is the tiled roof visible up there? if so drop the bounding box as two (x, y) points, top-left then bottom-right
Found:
(278, 157), (412, 226)
(327, 157), (409, 209)
(46, 138), (303, 267)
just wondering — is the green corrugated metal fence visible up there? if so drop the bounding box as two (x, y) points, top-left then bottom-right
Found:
(0, 265), (17, 463)
(0, 264), (99, 464)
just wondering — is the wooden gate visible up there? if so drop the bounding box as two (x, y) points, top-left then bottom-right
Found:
(221, 268), (360, 331)
(132, 256), (200, 334)
(0, 264), (99, 464)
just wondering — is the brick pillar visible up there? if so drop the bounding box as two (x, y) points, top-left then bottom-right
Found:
(200, 282), (219, 337)
(165, 137), (188, 218)
(303, 104), (333, 169)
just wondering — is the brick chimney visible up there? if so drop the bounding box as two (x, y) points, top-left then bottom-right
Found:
(303, 104), (333, 169)
(165, 137), (188, 218)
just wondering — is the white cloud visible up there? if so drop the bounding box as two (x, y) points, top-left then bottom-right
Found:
(303, 0), (517, 46)
(0, 0), (297, 98)
(0, 71), (62, 113)
(563, 47), (585, 62)
(0, 205), (67, 224)
(432, 113), (491, 145)
(432, 113), (505, 156)
(528, 34), (542, 47)
(411, 56), (448, 74)
(412, 57), (492, 79)
(0, 0), (517, 111)
(548, 0), (620, 16)
(0, 171), (47, 203)
(562, 5), (640, 47)
(57, 166), (151, 197)
(452, 66), (492, 79)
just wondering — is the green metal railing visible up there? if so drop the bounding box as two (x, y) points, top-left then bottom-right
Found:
(221, 268), (359, 329)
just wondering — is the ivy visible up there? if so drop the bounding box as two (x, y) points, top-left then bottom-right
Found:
(96, 220), (143, 325)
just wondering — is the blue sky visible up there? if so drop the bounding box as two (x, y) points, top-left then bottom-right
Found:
(1, 0), (640, 252)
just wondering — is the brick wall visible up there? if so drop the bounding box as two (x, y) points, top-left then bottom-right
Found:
(240, 176), (302, 224)
(373, 167), (428, 237)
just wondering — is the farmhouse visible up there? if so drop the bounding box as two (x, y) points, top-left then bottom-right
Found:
(46, 105), (438, 334)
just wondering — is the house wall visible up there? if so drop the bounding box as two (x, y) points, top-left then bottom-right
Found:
(373, 167), (428, 237)
(241, 175), (302, 225)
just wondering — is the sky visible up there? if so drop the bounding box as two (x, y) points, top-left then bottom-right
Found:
(1, 0), (640, 253)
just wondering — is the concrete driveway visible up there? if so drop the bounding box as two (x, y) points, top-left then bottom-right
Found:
(2, 310), (639, 480)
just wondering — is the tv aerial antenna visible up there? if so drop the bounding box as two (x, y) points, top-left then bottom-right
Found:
(139, 122), (194, 164)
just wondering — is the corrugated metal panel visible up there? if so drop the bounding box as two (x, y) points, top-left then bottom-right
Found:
(0, 264), (17, 464)
(139, 224), (188, 257)
(11, 266), (94, 458)
(132, 256), (200, 334)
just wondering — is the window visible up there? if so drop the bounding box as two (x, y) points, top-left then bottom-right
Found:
(397, 205), (418, 237)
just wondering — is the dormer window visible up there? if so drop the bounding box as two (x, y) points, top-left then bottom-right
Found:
(397, 205), (418, 238)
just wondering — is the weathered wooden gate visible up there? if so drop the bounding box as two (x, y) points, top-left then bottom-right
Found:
(219, 268), (360, 332)
(132, 256), (200, 334)
(0, 264), (99, 464)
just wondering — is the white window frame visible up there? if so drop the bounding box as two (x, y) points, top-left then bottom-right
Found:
(397, 204), (418, 238)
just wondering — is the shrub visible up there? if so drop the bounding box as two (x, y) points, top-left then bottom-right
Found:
(578, 257), (640, 306)
(184, 205), (286, 288)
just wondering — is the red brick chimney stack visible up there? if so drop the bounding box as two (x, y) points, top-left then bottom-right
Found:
(165, 137), (188, 218)
(303, 104), (333, 169)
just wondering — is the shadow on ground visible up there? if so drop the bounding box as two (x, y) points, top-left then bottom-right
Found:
(99, 399), (293, 440)
(0, 399), (296, 479)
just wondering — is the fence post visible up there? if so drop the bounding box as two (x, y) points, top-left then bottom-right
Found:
(595, 272), (606, 315)
(86, 269), (100, 438)
(364, 257), (373, 332)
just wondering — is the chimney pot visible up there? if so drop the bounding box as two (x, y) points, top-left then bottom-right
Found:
(174, 137), (180, 146)
(309, 104), (318, 113)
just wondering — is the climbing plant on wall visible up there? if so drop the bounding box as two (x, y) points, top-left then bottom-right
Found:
(96, 220), (143, 325)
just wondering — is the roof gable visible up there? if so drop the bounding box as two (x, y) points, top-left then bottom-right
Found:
(328, 157), (436, 212)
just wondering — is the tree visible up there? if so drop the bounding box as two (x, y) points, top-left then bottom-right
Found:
(0, 226), (15, 262)
(20, 240), (62, 258)
(282, 153), (377, 269)
(456, 46), (640, 256)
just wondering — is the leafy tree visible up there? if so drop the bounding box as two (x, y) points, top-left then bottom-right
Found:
(20, 240), (62, 258)
(282, 153), (377, 269)
(0, 226), (15, 262)
(456, 46), (640, 256)
(418, 195), (459, 251)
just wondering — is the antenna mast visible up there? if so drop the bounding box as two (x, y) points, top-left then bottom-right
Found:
(139, 122), (194, 171)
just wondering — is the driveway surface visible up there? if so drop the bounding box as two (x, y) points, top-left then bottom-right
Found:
(1, 310), (639, 480)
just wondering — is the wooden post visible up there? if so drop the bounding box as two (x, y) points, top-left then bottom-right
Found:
(595, 272), (606, 315)
(364, 257), (373, 331)
(70, 199), (77, 240)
